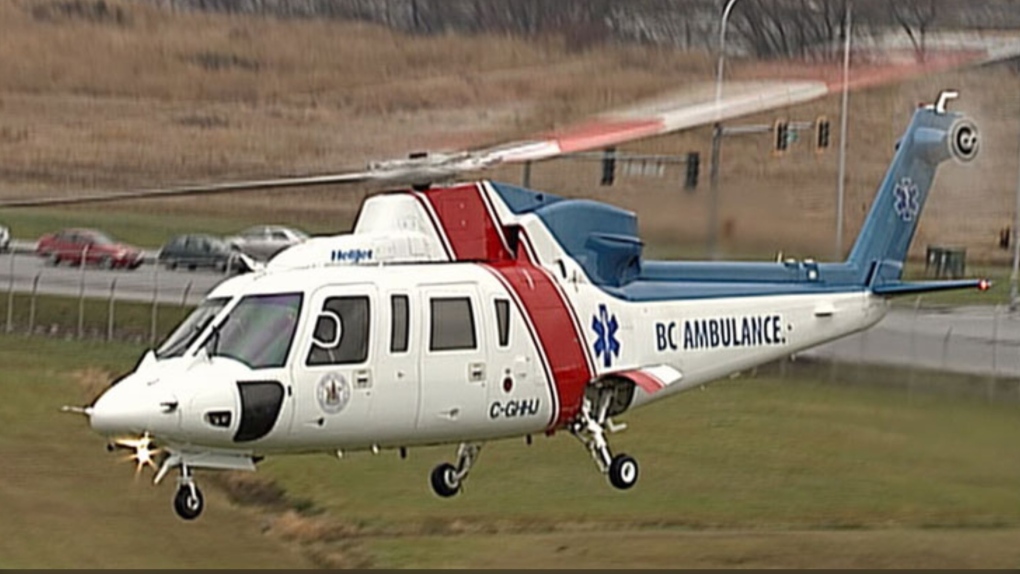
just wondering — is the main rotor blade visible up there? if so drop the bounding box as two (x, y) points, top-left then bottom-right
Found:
(0, 170), (376, 208)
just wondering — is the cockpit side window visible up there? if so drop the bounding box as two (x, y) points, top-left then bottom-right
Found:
(306, 296), (370, 366)
(211, 293), (303, 369)
(156, 297), (230, 359)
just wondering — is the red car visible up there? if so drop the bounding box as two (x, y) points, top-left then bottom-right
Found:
(36, 228), (145, 269)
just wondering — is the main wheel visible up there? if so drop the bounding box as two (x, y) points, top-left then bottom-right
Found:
(173, 485), (204, 520)
(430, 462), (461, 498)
(608, 454), (638, 490)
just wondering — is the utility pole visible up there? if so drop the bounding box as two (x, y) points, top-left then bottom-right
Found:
(707, 123), (724, 259)
(1010, 96), (1020, 311)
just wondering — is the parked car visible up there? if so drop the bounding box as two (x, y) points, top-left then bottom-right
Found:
(158, 234), (250, 273)
(225, 225), (309, 261)
(35, 228), (145, 269)
(0, 224), (9, 253)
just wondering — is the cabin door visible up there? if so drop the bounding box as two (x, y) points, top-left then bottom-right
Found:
(289, 283), (377, 447)
(416, 283), (489, 440)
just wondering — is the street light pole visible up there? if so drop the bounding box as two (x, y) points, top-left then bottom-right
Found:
(835, 1), (852, 260)
(714, 0), (742, 109)
(709, 0), (741, 259)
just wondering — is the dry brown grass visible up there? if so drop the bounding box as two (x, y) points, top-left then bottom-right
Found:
(0, 0), (1017, 262)
(69, 366), (113, 403)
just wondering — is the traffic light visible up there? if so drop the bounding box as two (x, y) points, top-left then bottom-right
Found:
(815, 116), (831, 151)
(684, 151), (699, 190)
(601, 147), (617, 186)
(774, 119), (790, 153)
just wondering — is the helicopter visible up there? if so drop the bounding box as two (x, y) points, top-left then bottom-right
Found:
(6, 86), (984, 521)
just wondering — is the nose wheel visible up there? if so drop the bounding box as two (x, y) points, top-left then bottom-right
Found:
(173, 483), (204, 520)
(430, 442), (482, 498)
(571, 393), (638, 490)
(160, 458), (205, 520)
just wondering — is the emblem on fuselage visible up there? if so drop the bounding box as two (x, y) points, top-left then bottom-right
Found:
(316, 373), (351, 415)
(592, 304), (621, 368)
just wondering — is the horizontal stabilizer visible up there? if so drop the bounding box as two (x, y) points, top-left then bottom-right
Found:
(871, 279), (990, 297)
(611, 365), (683, 395)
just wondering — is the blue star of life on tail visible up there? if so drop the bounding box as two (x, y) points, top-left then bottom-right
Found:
(592, 304), (620, 368)
(893, 177), (920, 222)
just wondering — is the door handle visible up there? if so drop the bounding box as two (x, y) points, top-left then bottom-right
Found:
(355, 369), (371, 389)
(468, 362), (486, 383)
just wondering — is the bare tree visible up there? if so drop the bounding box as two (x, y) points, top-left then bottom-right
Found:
(891, 0), (939, 61)
(727, 0), (857, 60)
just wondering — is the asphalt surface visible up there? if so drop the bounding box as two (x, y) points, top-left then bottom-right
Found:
(802, 304), (1020, 378)
(1, 241), (225, 305)
(3, 241), (1017, 378)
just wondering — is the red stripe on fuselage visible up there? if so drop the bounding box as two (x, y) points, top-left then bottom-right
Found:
(422, 184), (512, 262)
(488, 259), (593, 427)
(422, 184), (594, 428)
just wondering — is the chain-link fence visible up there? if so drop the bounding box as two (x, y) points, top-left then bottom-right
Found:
(2, 250), (216, 345)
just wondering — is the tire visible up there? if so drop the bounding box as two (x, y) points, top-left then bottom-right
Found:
(173, 485), (204, 520)
(608, 454), (638, 490)
(166, 260), (178, 271)
(46, 253), (60, 266)
(429, 463), (461, 498)
(98, 256), (114, 270)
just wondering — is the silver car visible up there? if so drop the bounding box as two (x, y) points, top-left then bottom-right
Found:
(0, 224), (9, 252)
(225, 225), (309, 261)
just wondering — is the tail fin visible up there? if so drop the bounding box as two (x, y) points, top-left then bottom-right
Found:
(846, 92), (978, 286)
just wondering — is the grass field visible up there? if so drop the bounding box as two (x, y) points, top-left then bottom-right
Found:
(2, 334), (1019, 568)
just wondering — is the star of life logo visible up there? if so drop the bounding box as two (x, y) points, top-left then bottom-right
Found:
(893, 177), (921, 222)
(591, 304), (620, 368)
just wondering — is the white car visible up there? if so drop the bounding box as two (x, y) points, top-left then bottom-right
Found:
(225, 225), (309, 261)
(0, 224), (9, 252)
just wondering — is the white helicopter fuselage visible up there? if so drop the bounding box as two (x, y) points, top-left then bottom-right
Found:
(90, 208), (886, 456)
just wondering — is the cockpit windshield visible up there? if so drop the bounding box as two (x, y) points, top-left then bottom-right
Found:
(155, 297), (230, 359)
(207, 292), (303, 369)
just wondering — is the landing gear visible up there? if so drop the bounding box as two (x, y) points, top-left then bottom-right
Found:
(172, 463), (204, 520)
(570, 392), (638, 490)
(429, 442), (482, 498)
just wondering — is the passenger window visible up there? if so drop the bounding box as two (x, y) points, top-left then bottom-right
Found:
(390, 295), (409, 353)
(494, 299), (510, 347)
(306, 296), (370, 366)
(429, 297), (476, 351)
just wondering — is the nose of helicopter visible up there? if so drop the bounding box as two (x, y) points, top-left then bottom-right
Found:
(89, 378), (180, 437)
